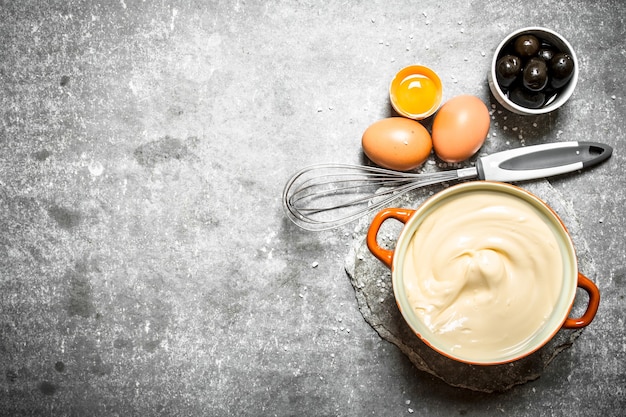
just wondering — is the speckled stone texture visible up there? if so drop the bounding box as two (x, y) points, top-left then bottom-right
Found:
(345, 180), (594, 392)
(1, 1), (625, 416)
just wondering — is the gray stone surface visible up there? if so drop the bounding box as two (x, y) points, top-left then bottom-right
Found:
(1, 1), (625, 416)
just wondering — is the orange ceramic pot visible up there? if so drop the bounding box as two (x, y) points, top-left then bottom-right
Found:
(367, 182), (599, 365)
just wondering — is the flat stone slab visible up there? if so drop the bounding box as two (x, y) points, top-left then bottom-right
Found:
(345, 179), (597, 392)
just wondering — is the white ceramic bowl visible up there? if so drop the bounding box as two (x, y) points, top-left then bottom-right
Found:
(367, 182), (599, 365)
(488, 27), (578, 115)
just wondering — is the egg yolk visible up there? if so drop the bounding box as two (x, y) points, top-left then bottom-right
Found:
(395, 74), (438, 116)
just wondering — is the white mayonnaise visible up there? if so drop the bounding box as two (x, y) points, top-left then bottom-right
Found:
(402, 190), (563, 361)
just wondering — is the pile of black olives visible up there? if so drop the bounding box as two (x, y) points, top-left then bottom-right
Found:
(496, 34), (575, 109)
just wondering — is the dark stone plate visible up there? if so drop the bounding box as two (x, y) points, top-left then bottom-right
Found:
(345, 179), (596, 392)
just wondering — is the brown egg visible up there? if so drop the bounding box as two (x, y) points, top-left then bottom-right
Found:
(432, 95), (490, 163)
(361, 117), (432, 171)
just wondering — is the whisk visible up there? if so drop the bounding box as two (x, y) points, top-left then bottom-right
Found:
(282, 163), (476, 231)
(282, 141), (612, 231)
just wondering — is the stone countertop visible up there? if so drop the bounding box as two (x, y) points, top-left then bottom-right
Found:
(1, 1), (624, 416)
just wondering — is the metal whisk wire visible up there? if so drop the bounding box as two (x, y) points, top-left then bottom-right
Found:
(282, 163), (468, 231)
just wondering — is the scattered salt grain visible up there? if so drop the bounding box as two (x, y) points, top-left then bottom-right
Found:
(88, 160), (104, 176)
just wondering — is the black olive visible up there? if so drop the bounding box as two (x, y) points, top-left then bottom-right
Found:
(509, 86), (546, 109)
(496, 54), (522, 88)
(522, 57), (549, 92)
(550, 52), (575, 89)
(537, 48), (555, 62)
(514, 34), (540, 58)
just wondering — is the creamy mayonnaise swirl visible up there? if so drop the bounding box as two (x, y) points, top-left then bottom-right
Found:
(402, 190), (563, 361)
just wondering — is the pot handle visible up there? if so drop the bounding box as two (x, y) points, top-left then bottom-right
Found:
(563, 272), (600, 329)
(366, 208), (415, 269)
